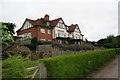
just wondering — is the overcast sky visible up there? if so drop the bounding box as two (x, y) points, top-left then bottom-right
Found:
(0, 0), (119, 41)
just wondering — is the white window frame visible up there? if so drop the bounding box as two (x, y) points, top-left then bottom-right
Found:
(46, 22), (50, 26)
(48, 39), (51, 41)
(40, 28), (45, 33)
(41, 39), (46, 41)
(48, 30), (51, 34)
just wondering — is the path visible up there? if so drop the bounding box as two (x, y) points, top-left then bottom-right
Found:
(87, 55), (119, 78)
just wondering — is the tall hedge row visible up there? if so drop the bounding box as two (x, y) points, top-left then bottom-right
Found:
(42, 49), (116, 78)
(2, 48), (119, 78)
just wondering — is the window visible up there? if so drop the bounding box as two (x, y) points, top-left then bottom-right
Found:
(59, 23), (63, 28)
(59, 23), (65, 29)
(40, 28), (45, 33)
(63, 24), (65, 28)
(75, 27), (80, 32)
(46, 22), (50, 26)
(48, 40), (51, 41)
(74, 34), (80, 39)
(58, 30), (65, 37)
(19, 32), (31, 39)
(48, 30), (51, 34)
(27, 32), (31, 38)
(41, 39), (46, 41)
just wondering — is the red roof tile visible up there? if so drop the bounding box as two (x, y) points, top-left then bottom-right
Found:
(17, 16), (62, 32)
(67, 24), (77, 32)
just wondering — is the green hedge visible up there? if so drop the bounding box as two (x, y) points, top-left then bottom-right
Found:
(2, 49), (119, 78)
(115, 48), (120, 55)
(42, 49), (116, 78)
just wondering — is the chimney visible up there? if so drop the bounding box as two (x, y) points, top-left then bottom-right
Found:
(44, 14), (49, 21)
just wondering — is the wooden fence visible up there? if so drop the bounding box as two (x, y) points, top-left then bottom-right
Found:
(49, 50), (85, 57)
(25, 62), (47, 80)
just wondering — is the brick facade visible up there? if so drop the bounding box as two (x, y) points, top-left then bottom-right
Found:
(17, 26), (53, 41)
(17, 27), (38, 38)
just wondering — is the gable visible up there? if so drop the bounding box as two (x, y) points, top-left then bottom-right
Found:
(21, 21), (33, 31)
(74, 25), (81, 33)
(56, 19), (66, 29)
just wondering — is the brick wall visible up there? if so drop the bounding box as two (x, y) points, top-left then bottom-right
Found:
(38, 27), (53, 41)
(17, 26), (53, 41)
(17, 27), (38, 38)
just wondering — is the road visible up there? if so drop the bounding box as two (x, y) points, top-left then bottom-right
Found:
(87, 55), (119, 78)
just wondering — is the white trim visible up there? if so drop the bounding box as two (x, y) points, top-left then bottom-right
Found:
(41, 39), (46, 41)
(40, 28), (45, 33)
(48, 39), (51, 41)
(21, 21), (33, 30)
(48, 30), (51, 34)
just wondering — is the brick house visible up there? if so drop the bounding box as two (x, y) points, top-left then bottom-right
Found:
(17, 14), (84, 44)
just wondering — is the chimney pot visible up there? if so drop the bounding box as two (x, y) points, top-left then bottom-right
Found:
(44, 14), (49, 21)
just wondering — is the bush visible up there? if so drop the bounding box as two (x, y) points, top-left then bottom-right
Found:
(3, 45), (31, 58)
(42, 49), (116, 78)
(27, 37), (37, 50)
(30, 51), (46, 60)
(52, 42), (63, 48)
(37, 41), (52, 45)
(2, 56), (27, 78)
(2, 56), (42, 78)
(62, 44), (94, 51)
(115, 48), (120, 55)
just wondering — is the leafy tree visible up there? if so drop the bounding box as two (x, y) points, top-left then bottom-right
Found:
(2, 22), (16, 36)
(97, 38), (106, 47)
(27, 37), (37, 50)
(0, 22), (14, 45)
(97, 35), (120, 48)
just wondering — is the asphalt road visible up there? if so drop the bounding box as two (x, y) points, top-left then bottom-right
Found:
(87, 55), (119, 78)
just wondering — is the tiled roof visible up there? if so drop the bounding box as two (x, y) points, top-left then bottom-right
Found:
(50, 18), (61, 27)
(17, 15), (62, 32)
(17, 14), (81, 33)
(67, 24), (77, 32)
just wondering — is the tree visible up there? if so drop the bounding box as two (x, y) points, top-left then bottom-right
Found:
(97, 38), (106, 47)
(97, 35), (120, 48)
(2, 22), (16, 36)
(27, 37), (37, 50)
(0, 22), (14, 45)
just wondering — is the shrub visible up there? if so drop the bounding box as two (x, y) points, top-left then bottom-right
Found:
(2, 56), (27, 78)
(2, 56), (41, 78)
(30, 51), (45, 60)
(52, 42), (63, 48)
(37, 41), (52, 45)
(115, 48), (120, 55)
(3, 45), (31, 58)
(27, 37), (37, 50)
(42, 49), (116, 78)
(62, 44), (94, 51)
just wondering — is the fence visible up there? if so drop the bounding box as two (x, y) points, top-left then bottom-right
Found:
(25, 62), (47, 80)
(36, 45), (52, 52)
(49, 50), (86, 57)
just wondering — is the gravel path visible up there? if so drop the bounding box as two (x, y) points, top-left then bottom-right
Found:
(87, 55), (119, 78)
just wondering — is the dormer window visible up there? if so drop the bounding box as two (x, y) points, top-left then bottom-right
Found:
(46, 22), (50, 26)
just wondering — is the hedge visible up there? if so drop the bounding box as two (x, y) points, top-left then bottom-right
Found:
(42, 49), (116, 78)
(2, 48), (119, 78)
